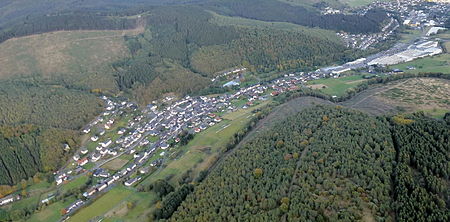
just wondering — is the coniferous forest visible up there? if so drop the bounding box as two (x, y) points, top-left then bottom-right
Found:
(169, 106), (449, 221)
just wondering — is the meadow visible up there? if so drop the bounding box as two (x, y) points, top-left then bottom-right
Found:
(307, 75), (373, 96)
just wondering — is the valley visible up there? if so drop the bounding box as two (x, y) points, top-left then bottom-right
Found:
(0, 0), (449, 221)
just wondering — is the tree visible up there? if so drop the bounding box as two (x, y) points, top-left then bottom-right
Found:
(254, 168), (263, 178)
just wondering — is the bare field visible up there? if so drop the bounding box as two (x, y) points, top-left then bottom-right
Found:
(341, 78), (450, 117)
(0, 29), (141, 89)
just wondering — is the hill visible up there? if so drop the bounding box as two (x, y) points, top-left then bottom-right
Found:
(0, 29), (142, 92)
(168, 106), (449, 221)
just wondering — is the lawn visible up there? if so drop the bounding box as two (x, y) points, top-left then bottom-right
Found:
(61, 175), (89, 192)
(308, 75), (371, 96)
(68, 186), (133, 222)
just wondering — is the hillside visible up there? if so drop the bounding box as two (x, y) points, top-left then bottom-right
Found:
(169, 106), (449, 221)
(0, 79), (102, 186)
(0, 29), (141, 92)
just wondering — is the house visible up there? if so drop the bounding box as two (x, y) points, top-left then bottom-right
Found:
(63, 144), (71, 151)
(124, 177), (141, 186)
(160, 143), (169, 150)
(73, 154), (80, 161)
(91, 136), (99, 142)
(91, 153), (101, 162)
(80, 148), (89, 155)
(77, 157), (88, 166)
(0, 195), (19, 206)
(55, 177), (63, 185)
(100, 139), (112, 148)
(83, 188), (96, 197)
(97, 183), (108, 191)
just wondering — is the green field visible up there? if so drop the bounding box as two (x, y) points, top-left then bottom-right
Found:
(308, 75), (371, 96)
(61, 175), (89, 192)
(68, 186), (133, 222)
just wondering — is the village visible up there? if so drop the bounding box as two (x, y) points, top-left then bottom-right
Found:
(54, 67), (329, 217)
(1, 0), (448, 219)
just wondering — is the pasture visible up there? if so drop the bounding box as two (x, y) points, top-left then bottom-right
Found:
(307, 75), (372, 96)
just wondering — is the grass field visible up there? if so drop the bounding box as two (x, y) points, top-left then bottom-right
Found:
(61, 175), (89, 192)
(339, 0), (383, 7)
(68, 186), (133, 222)
(0, 29), (141, 90)
(307, 75), (372, 96)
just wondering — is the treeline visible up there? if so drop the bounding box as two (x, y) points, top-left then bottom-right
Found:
(207, 0), (387, 33)
(170, 106), (396, 221)
(390, 114), (449, 221)
(0, 13), (137, 44)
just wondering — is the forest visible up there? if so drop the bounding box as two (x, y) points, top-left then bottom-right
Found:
(0, 78), (102, 186)
(0, 124), (80, 186)
(168, 106), (449, 221)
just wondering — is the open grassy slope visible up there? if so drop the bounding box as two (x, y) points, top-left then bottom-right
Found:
(0, 29), (142, 91)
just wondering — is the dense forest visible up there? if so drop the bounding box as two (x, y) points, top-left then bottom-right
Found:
(169, 106), (449, 221)
(0, 125), (80, 185)
(0, 79), (103, 129)
(0, 78), (102, 185)
(390, 114), (449, 221)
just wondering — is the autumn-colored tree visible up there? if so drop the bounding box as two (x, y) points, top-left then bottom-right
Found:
(254, 168), (263, 178)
